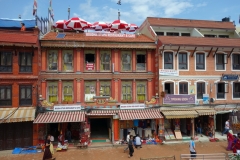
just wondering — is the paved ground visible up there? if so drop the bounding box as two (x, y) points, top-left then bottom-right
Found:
(0, 140), (233, 160)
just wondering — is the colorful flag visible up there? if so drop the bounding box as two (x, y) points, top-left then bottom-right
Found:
(33, 0), (37, 16)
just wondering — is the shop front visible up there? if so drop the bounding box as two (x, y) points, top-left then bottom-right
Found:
(0, 107), (36, 150)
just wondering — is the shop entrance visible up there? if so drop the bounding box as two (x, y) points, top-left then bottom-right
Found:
(90, 118), (111, 139)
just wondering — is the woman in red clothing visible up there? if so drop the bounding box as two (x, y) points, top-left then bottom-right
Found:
(227, 130), (234, 150)
(232, 133), (240, 153)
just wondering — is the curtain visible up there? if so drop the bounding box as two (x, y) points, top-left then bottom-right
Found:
(49, 86), (58, 102)
(63, 86), (73, 101)
(137, 85), (145, 101)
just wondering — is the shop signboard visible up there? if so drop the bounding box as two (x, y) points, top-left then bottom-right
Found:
(159, 69), (179, 76)
(54, 105), (81, 111)
(221, 74), (239, 81)
(120, 104), (145, 109)
(203, 94), (209, 104)
(86, 63), (94, 70)
(163, 95), (195, 104)
(85, 32), (135, 38)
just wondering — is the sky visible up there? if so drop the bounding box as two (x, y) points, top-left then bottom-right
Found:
(0, 0), (239, 27)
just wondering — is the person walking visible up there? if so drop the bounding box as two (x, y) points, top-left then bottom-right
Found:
(128, 135), (134, 158)
(189, 137), (197, 159)
(226, 130), (234, 151)
(124, 132), (130, 152)
(196, 119), (202, 137)
(222, 119), (230, 136)
(42, 135), (52, 160)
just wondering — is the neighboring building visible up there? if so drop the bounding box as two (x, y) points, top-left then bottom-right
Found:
(138, 17), (240, 139)
(0, 28), (40, 150)
(33, 31), (164, 144)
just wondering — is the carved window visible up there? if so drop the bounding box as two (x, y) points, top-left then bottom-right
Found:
(0, 86), (12, 106)
(48, 82), (58, 103)
(85, 81), (96, 101)
(100, 51), (111, 71)
(137, 82), (146, 101)
(100, 81), (111, 96)
(0, 52), (12, 72)
(19, 85), (32, 106)
(63, 81), (73, 102)
(62, 50), (73, 71)
(19, 52), (32, 72)
(121, 52), (131, 71)
(122, 81), (132, 100)
(47, 50), (58, 70)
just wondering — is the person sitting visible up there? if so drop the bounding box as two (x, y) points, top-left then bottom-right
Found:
(21, 23), (26, 31)
(134, 134), (142, 149)
(208, 123), (213, 138)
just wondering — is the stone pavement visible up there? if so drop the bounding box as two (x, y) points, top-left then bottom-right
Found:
(0, 137), (232, 160)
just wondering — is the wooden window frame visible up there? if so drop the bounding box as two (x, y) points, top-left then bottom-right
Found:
(164, 82), (174, 94)
(197, 82), (205, 99)
(136, 53), (146, 71)
(233, 82), (240, 98)
(121, 82), (132, 100)
(62, 50), (73, 72)
(164, 52), (173, 69)
(121, 52), (132, 72)
(179, 82), (188, 94)
(136, 82), (146, 102)
(178, 52), (188, 70)
(0, 86), (12, 106)
(19, 85), (32, 106)
(0, 51), (12, 72)
(48, 82), (58, 103)
(100, 51), (111, 72)
(47, 50), (58, 71)
(62, 81), (73, 102)
(19, 52), (33, 72)
(232, 54), (240, 70)
(196, 53), (205, 70)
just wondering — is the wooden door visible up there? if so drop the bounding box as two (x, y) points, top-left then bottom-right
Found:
(0, 123), (5, 150)
(5, 123), (15, 150)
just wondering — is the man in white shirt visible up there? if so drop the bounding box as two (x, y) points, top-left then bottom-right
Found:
(124, 132), (130, 152)
(134, 134), (142, 148)
(222, 119), (230, 136)
(189, 137), (196, 159)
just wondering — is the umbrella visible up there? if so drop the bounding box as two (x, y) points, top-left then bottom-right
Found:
(53, 20), (71, 30)
(92, 21), (111, 31)
(110, 19), (128, 30)
(126, 23), (138, 32)
(85, 21), (93, 30)
(65, 17), (88, 30)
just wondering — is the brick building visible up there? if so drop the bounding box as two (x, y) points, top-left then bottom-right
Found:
(138, 17), (240, 139)
(0, 28), (40, 150)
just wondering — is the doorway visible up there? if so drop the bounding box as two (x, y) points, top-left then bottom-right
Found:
(90, 118), (111, 139)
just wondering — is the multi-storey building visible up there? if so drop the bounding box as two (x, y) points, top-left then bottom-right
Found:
(0, 27), (40, 150)
(33, 31), (165, 144)
(138, 17), (240, 139)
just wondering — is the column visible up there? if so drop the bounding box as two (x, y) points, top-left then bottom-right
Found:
(96, 48), (100, 72)
(33, 124), (38, 145)
(113, 119), (119, 141)
(147, 50), (152, 73)
(132, 79), (136, 102)
(132, 49), (136, 72)
(12, 83), (19, 107)
(191, 118), (195, 138)
(114, 79), (119, 101)
(113, 49), (120, 72)
(96, 79), (100, 96)
(73, 49), (77, 72)
(41, 49), (46, 71)
(80, 79), (85, 102)
(58, 49), (62, 71)
(74, 79), (77, 103)
(147, 79), (153, 101)
(76, 79), (81, 103)
(41, 79), (46, 99)
(80, 49), (84, 72)
(76, 49), (81, 72)
(58, 80), (62, 104)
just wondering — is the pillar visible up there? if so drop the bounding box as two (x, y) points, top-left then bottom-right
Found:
(132, 80), (136, 102)
(33, 124), (38, 145)
(58, 80), (62, 104)
(76, 79), (81, 103)
(58, 49), (62, 71)
(80, 79), (85, 102)
(191, 118), (195, 138)
(74, 79), (77, 103)
(113, 119), (119, 141)
(41, 49), (46, 71)
(73, 49), (77, 72)
(76, 49), (81, 72)
(80, 49), (84, 72)
(96, 48), (100, 72)
(41, 80), (46, 99)
(132, 49), (136, 72)
(96, 79), (100, 96)
(147, 50), (152, 73)
(114, 79), (119, 101)
(113, 49), (120, 72)
(147, 79), (153, 101)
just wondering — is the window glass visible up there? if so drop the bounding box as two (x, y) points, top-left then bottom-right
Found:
(48, 50), (58, 70)
(121, 52), (132, 71)
(196, 53), (205, 70)
(19, 52), (32, 72)
(48, 82), (58, 103)
(62, 50), (73, 71)
(179, 82), (188, 94)
(63, 81), (73, 102)
(197, 82), (205, 99)
(19, 85), (32, 105)
(100, 51), (111, 71)
(85, 81), (96, 101)
(179, 53), (187, 69)
(232, 54), (240, 70)
(137, 81), (146, 102)
(0, 52), (12, 72)
(122, 81), (132, 100)
(0, 86), (12, 106)
(164, 52), (173, 69)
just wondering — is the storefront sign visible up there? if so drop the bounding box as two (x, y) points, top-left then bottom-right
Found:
(86, 63), (94, 70)
(203, 94), (209, 104)
(163, 95), (195, 104)
(189, 85), (195, 95)
(221, 74), (239, 81)
(120, 104), (145, 109)
(159, 69), (179, 76)
(85, 32), (136, 38)
(54, 105), (81, 111)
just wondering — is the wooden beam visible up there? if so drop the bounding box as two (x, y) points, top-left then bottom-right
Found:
(175, 46), (181, 57)
(207, 47), (213, 57)
(212, 48), (218, 57)
(227, 48), (234, 58)
(191, 47), (197, 57)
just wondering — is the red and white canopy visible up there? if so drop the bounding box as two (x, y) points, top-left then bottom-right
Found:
(53, 20), (71, 30)
(126, 23), (138, 32)
(92, 21), (111, 31)
(110, 19), (128, 30)
(66, 17), (88, 30)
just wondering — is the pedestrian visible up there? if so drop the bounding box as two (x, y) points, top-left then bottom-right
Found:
(128, 135), (134, 158)
(222, 119), (230, 136)
(134, 134), (142, 149)
(49, 134), (54, 155)
(42, 135), (52, 160)
(189, 137), (197, 159)
(232, 133), (240, 154)
(20, 23), (26, 31)
(226, 130), (234, 151)
(196, 119), (202, 137)
(124, 132), (130, 152)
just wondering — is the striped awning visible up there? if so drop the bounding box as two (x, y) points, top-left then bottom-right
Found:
(0, 107), (36, 123)
(196, 109), (216, 116)
(33, 111), (85, 123)
(161, 110), (198, 119)
(86, 110), (118, 116)
(118, 109), (163, 120)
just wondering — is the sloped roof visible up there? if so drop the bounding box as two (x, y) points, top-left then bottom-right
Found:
(158, 36), (240, 48)
(41, 31), (154, 43)
(147, 17), (235, 30)
(0, 30), (38, 44)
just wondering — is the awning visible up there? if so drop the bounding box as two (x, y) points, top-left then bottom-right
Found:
(118, 109), (163, 120)
(161, 110), (198, 119)
(33, 111), (85, 123)
(86, 110), (118, 116)
(196, 109), (216, 116)
(0, 107), (36, 123)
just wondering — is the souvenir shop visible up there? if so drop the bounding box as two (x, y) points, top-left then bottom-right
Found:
(117, 107), (164, 144)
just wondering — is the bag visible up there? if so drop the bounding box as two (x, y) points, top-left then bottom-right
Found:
(50, 143), (54, 155)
